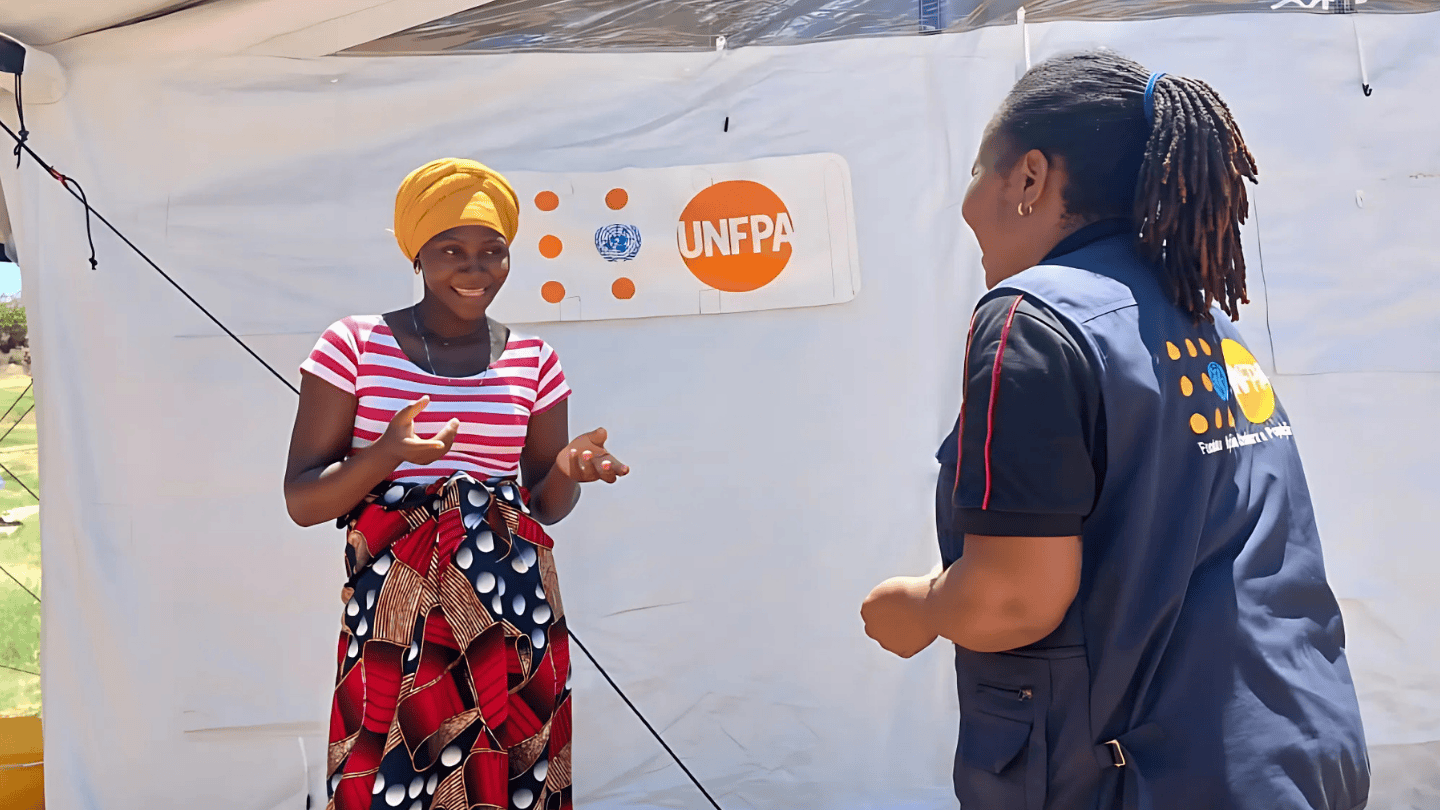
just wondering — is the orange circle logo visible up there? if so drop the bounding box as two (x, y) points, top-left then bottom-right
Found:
(677, 180), (794, 293)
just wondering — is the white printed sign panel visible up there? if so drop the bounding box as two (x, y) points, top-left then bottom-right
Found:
(452, 153), (860, 323)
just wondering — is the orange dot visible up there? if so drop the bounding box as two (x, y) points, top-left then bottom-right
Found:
(541, 281), (566, 304)
(605, 188), (629, 210)
(1180, 376), (1194, 397)
(535, 191), (559, 212)
(1190, 414), (1209, 434)
(611, 277), (636, 300)
(1199, 338), (1212, 356)
(1202, 374), (1214, 392)
(1228, 408), (1236, 427)
(1186, 339), (1198, 358)
(1166, 342), (1181, 361)
(1214, 408), (1224, 429)
(539, 235), (563, 259)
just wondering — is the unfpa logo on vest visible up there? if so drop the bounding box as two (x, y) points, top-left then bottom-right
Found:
(1167, 337), (1276, 435)
(1220, 340), (1276, 425)
(1269, 0), (1364, 9)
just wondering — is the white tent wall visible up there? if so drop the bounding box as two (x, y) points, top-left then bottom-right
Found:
(1, 5), (1437, 809)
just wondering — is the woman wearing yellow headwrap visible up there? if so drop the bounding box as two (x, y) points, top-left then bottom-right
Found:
(285, 158), (628, 810)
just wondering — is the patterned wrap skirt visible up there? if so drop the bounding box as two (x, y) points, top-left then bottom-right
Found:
(326, 473), (572, 810)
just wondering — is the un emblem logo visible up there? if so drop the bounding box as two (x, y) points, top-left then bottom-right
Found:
(594, 224), (642, 262)
(1207, 362), (1230, 402)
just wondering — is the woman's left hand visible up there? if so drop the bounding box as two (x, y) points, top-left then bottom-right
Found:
(556, 427), (630, 484)
(861, 576), (939, 658)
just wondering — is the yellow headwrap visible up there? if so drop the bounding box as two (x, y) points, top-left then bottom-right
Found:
(393, 158), (520, 262)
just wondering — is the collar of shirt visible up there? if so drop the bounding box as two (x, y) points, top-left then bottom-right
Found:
(1043, 218), (1134, 262)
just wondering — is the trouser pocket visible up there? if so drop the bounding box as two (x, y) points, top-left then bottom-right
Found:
(955, 681), (1047, 810)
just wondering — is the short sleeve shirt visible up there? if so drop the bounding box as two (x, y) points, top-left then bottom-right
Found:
(936, 221), (1128, 556)
(300, 315), (570, 483)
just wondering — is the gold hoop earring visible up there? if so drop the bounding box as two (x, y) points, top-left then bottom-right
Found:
(413, 261), (422, 275)
(1017, 202), (1033, 217)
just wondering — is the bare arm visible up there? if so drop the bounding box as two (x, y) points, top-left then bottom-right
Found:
(862, 534), (1081, 656)
(520, 399), (580, 526)
(925, 534), (1081, 652)
(864, 294), (1093, 657)
(282, 374), (457, 527)
(520, 398), (630, 526)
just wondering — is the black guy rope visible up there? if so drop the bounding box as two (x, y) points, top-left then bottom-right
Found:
(0, 114), (724, 810)
(0, 380), (32, 426)
(0, 661), (39, 677)
(0, 403), (34, 445)
(11, 73), (27, 169)
(0, 116), (296, 394)
(0, 558), (39, 603)
(0, 458), (37, 503)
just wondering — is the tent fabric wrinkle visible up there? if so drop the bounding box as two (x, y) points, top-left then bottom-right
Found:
(0, 0), (226, 47)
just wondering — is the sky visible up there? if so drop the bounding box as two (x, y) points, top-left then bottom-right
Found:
(0, 262), (19, 297)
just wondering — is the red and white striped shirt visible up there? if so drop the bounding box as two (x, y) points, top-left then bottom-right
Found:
(300, 315), (571, 483)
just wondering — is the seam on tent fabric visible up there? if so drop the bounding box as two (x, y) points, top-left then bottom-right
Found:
(77, 1), (227, 40)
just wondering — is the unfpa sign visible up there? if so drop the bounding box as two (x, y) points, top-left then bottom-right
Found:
(488, 153), (859, 324)
(676, 180), (796, 293)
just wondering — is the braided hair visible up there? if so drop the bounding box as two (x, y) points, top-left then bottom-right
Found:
(989, 51), (1259, 322)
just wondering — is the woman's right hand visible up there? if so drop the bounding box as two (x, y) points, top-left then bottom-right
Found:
(376, 396), (460, 466)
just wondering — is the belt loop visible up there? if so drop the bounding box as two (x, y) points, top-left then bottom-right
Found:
(1105, 739), (1126, 767)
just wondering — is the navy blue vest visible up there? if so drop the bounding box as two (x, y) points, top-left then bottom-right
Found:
(946, 235), (1369, 810)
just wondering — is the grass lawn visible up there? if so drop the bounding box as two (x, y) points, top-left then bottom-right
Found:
(0, 369), (40, 717)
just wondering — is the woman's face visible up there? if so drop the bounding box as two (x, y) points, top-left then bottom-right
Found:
(415, 225), (511, 321)
(961, 127), (1065, 288)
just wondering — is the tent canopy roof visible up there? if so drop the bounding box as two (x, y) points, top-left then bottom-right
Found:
(4, 0), (1431, 52)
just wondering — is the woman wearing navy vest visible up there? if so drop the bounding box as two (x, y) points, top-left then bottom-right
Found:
(861, 52), (1369, 809)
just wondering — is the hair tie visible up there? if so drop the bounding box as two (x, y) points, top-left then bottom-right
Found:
(1144, 71), (1167, 123)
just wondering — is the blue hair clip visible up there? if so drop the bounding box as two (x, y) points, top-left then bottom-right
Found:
(1144, 72), (1167, 122)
